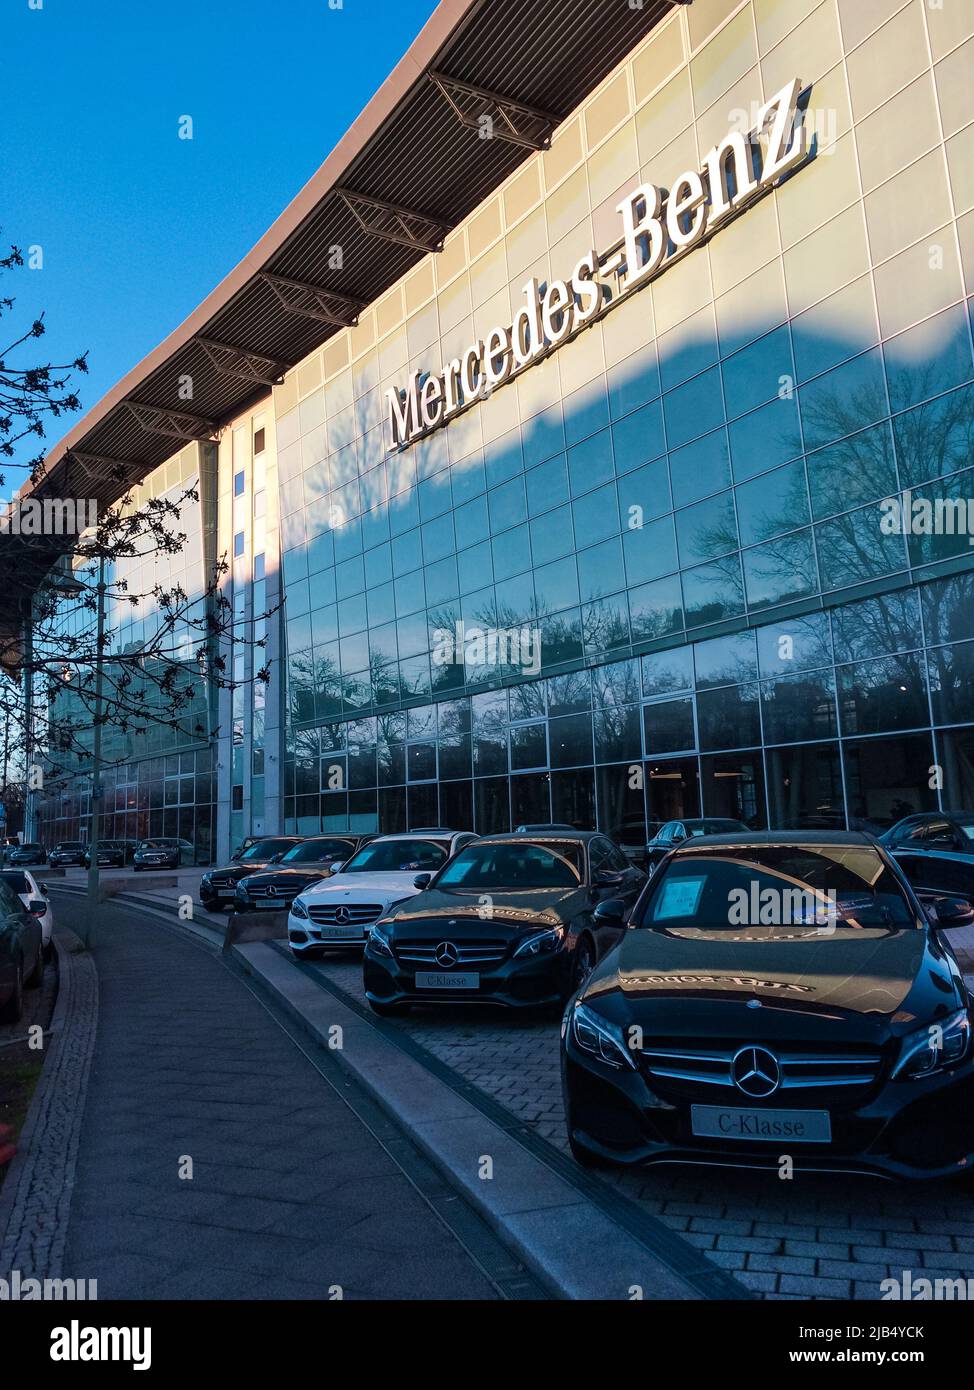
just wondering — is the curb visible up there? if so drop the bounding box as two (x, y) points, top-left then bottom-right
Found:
(0, 925), (98, 1280)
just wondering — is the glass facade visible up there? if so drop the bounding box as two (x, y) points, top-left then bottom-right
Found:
(36, 0), (974, 860)
(260, 0), (974, 845)
(34, 444), (219, 860)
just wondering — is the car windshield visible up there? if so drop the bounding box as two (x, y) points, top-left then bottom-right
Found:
(636, 845), (915, 932)
(281, 839), (354, 864)
(140, 840), (175, 849)
(957, 820), (974, 841)
(436, 840), (582, 890)
(240, 839), (296, 861)
(19, 845), (41, 852)
(1, 872), (29, 894)
(57, 843), (83, 850)
(340, 839), (449, 872)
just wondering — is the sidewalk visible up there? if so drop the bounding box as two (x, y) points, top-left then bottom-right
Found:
(58, 897), (502, 1300)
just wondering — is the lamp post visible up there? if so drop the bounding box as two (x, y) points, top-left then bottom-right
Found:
(83, 555), (106, 950)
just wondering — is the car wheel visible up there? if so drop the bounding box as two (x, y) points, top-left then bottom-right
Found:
(572, 937), (595, 993)
(24, 945), (43, 989)
(0, 963), (24, 1023)
(368, 998), (409, 1018)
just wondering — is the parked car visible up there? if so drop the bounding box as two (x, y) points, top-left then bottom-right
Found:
(230, 836), (263, 861)
(609, 817), (652, 865)
(880, 810), (974, 854)
(0, 874), (44, 1023)
(288, 831), (477, 958)
(132, 837), (196, 870)
(234, 835), (372, 913)
(363, 830), (646, 1016)
(7, 843), (46, 867)
(562, 830), (974, 1180)
(48, 841), (86, 867)
(643, 819), (749, 874)
(83, 840), (127, 869)
(199, 836), (305, 911)
(888, 842), (974, 907)
(0, 869), (53, 960)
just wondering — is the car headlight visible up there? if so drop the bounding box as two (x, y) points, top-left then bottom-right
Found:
(513, 926), (564, 958)
(201, 873), (212, 887)
(368, 922), (394, 958)
(290, 898), (309, 920)
(892, 1008), (971, 1080)
(570, 1001), (637, 1071)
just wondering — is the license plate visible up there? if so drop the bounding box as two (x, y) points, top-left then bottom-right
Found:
(690, 1104), (831, 1143)
(217, 888), (235, 897)
(415, 971), (480, 990)
(317, 925), (365, 939)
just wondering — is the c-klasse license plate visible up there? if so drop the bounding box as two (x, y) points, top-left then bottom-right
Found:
(691, 1105), (831, 1143)
(415, 971), (479, 990)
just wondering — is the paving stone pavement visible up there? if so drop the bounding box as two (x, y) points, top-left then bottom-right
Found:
(59, 902), (500, 1300)
(304, 951), (974, 1301)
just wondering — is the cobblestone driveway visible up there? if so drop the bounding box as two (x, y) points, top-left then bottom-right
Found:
(306, 953), (974, 1300)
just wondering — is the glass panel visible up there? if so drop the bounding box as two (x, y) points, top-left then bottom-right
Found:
(644, 697), (695, 755)
(696, 683), (761, 751)
(766, 742), (843, 830)
(701, 750), (766, 828)
(842, 732), (938, 832)
(761, 672), (838, 744)
(837, 654), (929, 735)
(646, 756), (700, 822)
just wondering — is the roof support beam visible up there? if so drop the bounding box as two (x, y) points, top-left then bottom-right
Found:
(196, 337), (292, 387)
(429, 71), (558, 150)
(260, 273), (364, 327)
(122, 402), (217, 441)
(335, 189), (450, 253)
(68, 451), (145, 489)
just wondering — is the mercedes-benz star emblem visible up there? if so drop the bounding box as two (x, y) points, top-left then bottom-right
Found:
(731, 1046), (781, 1098)
(335, 906), (351, 925)
(435, 941), (459, 968)
(267, 885), (277, 896)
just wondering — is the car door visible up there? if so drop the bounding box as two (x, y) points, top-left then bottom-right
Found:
(893, 844), (974, 902)
(0, 878), (40, 993)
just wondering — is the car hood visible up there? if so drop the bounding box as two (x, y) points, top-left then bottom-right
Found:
(387, 885), (584, 933)
(208, 859), (275, 879)
(241, 864), (337, 887)
(582, 923), (961, 1045)
(299, 870), (426, 902)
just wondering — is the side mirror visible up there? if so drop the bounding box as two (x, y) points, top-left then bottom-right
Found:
(413, 872), (433, 890)
(27, 899), (46, 916)
(929, 897), (974, 927)
(269, 852), (283, 864)
(593, 897), (627, 927)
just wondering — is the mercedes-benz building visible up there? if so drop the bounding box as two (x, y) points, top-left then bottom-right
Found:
(29, 0), (974, 861)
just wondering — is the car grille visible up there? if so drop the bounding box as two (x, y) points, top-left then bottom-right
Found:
(394, 938), (509, 965)
(209, 876), (235, 889)
(307, 903), (383, 925)
(640, 1045), (883, 1092)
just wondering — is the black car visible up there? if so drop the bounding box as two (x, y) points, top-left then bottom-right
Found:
(880, 810), (974, 855)
(7, 843), (46, 867)
(644, 819), (749, 873)
(83, 840), (126, 869)
(48, 841), (86, 867)
(562, 831), (974, 1181)
(0, 874), (44, 1023)
(364, 831), (645, 1016)
(235, 835), (370, 913)
(200, 836), (304, 911)
(132, 837), (196, 870)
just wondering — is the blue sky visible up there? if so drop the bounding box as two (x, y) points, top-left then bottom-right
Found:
(4, 0), (439, 486)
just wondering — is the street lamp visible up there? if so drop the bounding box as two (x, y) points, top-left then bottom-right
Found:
(44, 562), (105, 949)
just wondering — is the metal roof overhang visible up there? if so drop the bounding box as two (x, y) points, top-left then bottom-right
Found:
(1, 0), (683, 599)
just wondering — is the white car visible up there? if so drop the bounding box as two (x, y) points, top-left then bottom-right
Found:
(0, 868), (53, 959)
(287, 830), (477, 956)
